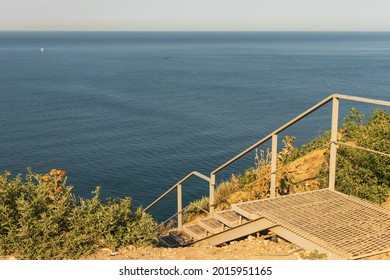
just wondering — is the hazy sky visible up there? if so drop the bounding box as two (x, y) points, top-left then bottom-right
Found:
(1, 0), (390, 31)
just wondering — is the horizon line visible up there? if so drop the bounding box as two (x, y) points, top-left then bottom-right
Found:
(1, 30), (390, 32)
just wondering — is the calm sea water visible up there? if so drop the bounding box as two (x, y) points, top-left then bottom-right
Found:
(0, 32), (389, 220)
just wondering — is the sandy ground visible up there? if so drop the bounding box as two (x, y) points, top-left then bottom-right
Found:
(2, 234), (390, 260)
(80, 235), (390, 261)
(82, 236), (301, 260)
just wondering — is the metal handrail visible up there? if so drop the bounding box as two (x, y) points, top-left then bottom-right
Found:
(334, 141), (390, 158)
(143, 171), (210, 213)
(207, 93), (390, 215)
(155, 199), (210, 235)
(143, 93), (389, 224)
(333, 94), (390, 107)
(211, 94), (390, 175)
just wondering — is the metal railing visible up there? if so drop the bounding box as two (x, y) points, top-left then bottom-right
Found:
(143, 171), (210, 230)
(144, 93), (390, 228)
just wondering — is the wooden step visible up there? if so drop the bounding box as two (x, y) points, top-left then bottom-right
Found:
(158, 235), (181, 248)
(183, 224), (207, 240)
(214, 209), (247, 227)
(232, 202), (262, 220)
(198, 217), (225, 234)
(169, 231), (192, 246)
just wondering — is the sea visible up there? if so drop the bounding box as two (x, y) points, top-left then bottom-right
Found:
(0, 31), (389, 220)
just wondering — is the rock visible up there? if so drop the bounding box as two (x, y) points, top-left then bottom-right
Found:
(247, 235), (255, 241)
(270, 236), (278, 243)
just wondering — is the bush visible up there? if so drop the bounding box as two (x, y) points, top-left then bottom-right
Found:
(279, 108), (389, 204)
(332, 109), (390, 204)
(183, 196), (210, 223)
(0, 170), (158, 259)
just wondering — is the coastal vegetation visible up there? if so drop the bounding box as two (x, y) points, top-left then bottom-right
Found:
(0, 108), (388, 259)
(0, 169), (157, 259)
(323, 108), (390, 204)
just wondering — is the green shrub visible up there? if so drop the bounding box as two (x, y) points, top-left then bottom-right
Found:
(183, 196), (210, 222)
(332, 108), (390, 204)
(279, 108), (389, 204)
(314, 108), (389, 204)
(0, 170), (157, 259)
(299, 250), (328, 260)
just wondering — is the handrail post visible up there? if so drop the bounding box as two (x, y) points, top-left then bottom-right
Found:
(177, 183), (183, 230)
(209, 173), (216, 217)
(270, 134), (278, 198)
(329, 96), (339, 190)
